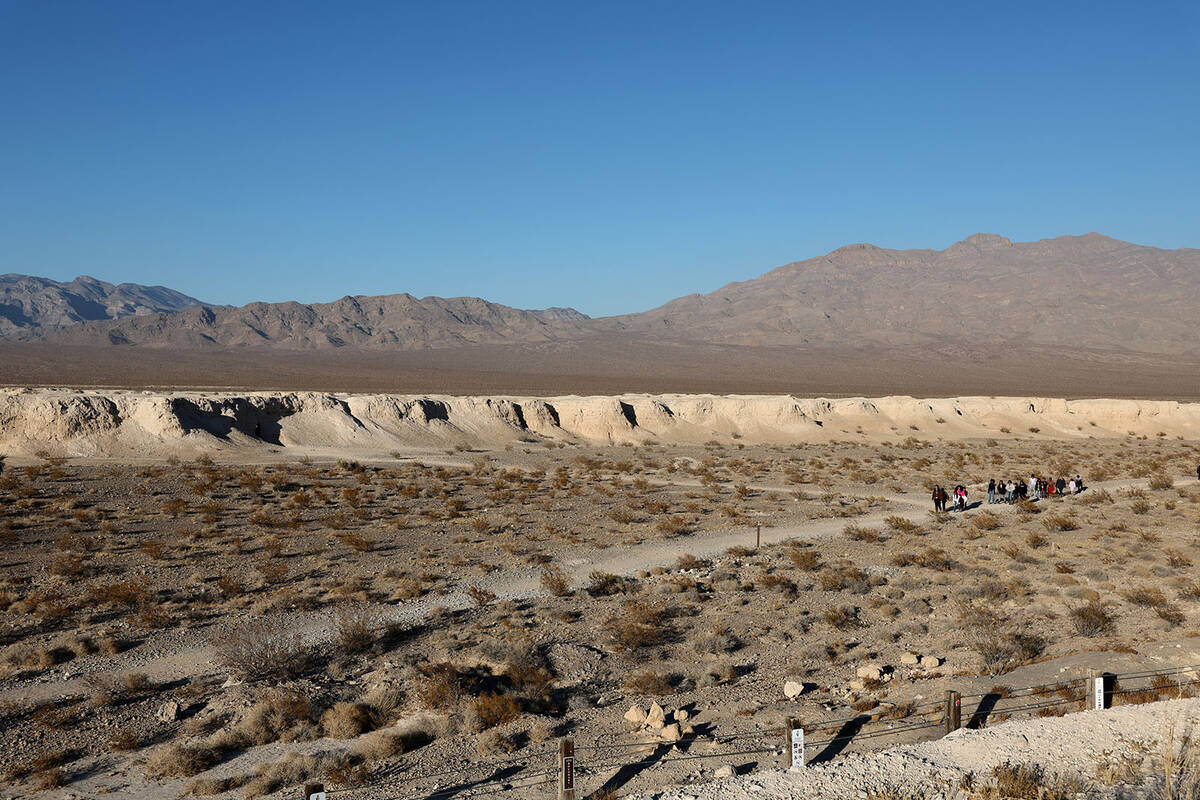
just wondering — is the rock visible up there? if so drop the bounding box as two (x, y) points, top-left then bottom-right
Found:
(675, 708), (689, 723)
(856, 664), (883, 682)
(646, 701), (666, 728)
(784, 680), (804, 699)
(920, 655), (941, 669)
(714, 765), (736, 778)
(660, 722), (682, 741)
(849, 680), (866, 692)
(900, 652), (921, 666)
(156, 700), (180, 722)
(624, 705), (647, 727)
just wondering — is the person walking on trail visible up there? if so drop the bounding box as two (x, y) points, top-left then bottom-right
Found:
(987, 478), (996, 504)
(1074, 475), (1083, 493)
(1006, 480), (1015, 503)
(1028, 475), (1039, 500)
(1068, 477), (1077, 495)
(932, 485), (941, 512)
(1056, 476), (1067, 496)
(939, 486), (949, 512)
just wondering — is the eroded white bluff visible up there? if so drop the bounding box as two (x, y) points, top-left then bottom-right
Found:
(0, 389), (1197, 459)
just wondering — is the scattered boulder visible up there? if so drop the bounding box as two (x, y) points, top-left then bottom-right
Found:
(156, 700), (180, 722)
(856, 664), (883, 682)
(714, 765), (736, 778)
(660, 722), (682, 741)
(920, 655), (941, 670)
(646, 701), (666, 729)
(784, 680), (804, 699)
(900, 652), (921, 666)
(624, 705), (647, 727)
(676, 708), (690, 724)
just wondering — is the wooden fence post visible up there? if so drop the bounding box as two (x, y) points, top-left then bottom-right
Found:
(786, 717), (804, 770)
(944, 690), (961, 734)
(756, 524), (761, 549)
(558, 738), (575, 800)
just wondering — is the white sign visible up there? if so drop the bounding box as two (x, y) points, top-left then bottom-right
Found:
(1093, 676), (1105, 711)
(308, 793), (326, 800)
(790, 727), (805, 769)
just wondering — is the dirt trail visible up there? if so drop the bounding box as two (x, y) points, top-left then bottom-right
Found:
(3, 475), (1185, 707)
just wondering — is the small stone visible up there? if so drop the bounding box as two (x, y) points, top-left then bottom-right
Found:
(675, 708), (689, 723)
(784, 680), (804, 699)
(624, 705), (647, 727)
(920, 655), (941, 669)
(714, 765), (736, 778)
(660, 722), (682, 741)
(900, 652), (921, 666)
(156, 700), (180, 722)
(849, 679), (866, 692)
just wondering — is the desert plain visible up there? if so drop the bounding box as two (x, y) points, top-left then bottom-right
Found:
(2, 388), (1200, 799)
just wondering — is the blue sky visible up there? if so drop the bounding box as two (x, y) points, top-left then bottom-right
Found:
(1, 1), (1197, 316)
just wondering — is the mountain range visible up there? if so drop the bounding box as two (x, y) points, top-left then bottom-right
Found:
(4, 233), (1199, 358)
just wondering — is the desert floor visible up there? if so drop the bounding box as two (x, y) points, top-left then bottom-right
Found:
(3, 436), (1200, 799)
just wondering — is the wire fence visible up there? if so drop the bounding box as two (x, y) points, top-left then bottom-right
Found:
(308, 662), (1200, 800)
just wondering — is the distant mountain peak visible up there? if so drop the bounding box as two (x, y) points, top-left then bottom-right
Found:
(951, 233), (1013, 249)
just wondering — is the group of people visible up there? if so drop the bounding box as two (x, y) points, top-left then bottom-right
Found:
(930, 484), (969, 512)
(987, 474), (1084, 504)
(931, 474), (1086, 512)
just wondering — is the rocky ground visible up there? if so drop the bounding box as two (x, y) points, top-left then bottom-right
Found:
(1, 435), (1199, 799)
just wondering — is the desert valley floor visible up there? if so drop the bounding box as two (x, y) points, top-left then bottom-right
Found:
(3, 391), (1200, 799)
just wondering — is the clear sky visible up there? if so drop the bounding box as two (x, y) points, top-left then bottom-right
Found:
(1, 1), (1197, 316)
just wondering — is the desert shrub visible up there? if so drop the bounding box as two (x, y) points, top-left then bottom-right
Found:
(675, 553), (709, 570)
(970, 512), (1002, 531)
(1165, 549), (1192, 568)
(843, 524), (881, 542)
(471, 692), (521, 729)
(1148, 473), (1174, 490)
(1130, 498), (1151, 515)
(334, 604), (376, 653)
(654, 516), (692, 536)
(586, 571), (631, 597)
(335, 532), (375, 552)
(823, 605), (861, 629)
(788, 547), (822, 571)
(214, 618), (312, 682)
(539, 565), (571, 597)
(1156, 604), (1186, 627)
(321, 702), (375, 738)
(352, 714), (438, 760)
(1124, 586), (1168, 607)
(884, 516), (921, 534)
(466, 586), (497, 607)
(623, 670), (674, 695)
(1070, 600), (1115, 636)
(960, 602), (1045, 675)
(236, 688), (315, 745)
(1026, 532), (1048, 548)
(1041, 514), (1078, 532)
(693, 624), (740, 654)
(817, 564), (872, 593)
(145, 743), (221, 778)
(605, 601), (672, 650)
